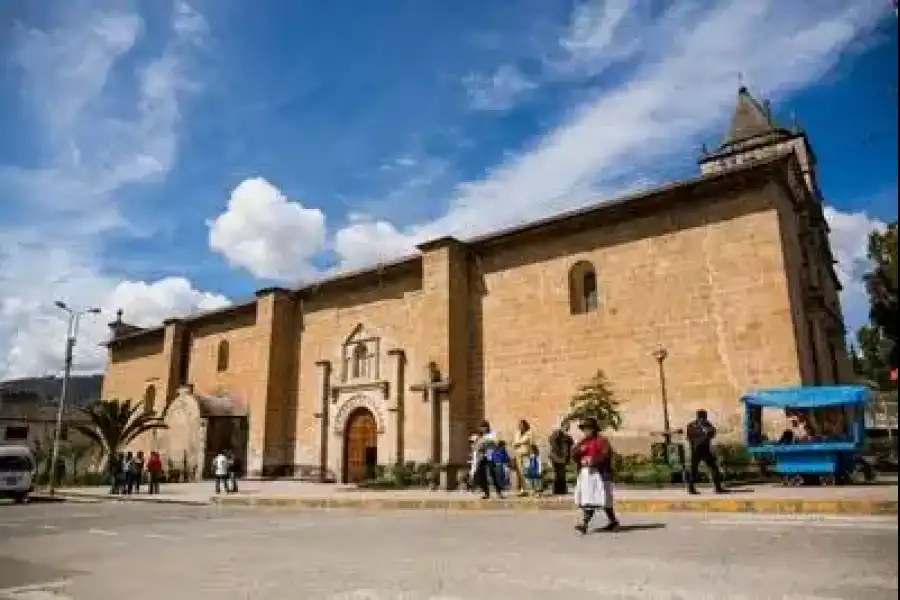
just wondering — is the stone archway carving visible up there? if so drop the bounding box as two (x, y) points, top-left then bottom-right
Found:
(332, 393), (386, 435)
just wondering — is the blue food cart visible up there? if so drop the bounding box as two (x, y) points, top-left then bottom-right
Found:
(742, 385), (872, 486)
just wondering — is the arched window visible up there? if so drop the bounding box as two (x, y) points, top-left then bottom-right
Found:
(351, 343), (369, 379)
(568, 261), (600, 315)
(216, 340), (230, 372)
(143, 385), (157, 414)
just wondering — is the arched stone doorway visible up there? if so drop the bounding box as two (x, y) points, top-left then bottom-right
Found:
(342, 407), (378, 484)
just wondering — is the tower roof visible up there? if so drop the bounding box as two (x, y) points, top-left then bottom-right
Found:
(724, 86), (778, 144)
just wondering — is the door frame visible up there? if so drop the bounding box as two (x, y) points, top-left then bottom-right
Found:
(341, 407), (378, 484)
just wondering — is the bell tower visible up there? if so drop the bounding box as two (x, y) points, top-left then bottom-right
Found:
(699, 86), (821, 200)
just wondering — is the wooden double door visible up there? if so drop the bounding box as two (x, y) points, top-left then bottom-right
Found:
(342, 408), (378, 484)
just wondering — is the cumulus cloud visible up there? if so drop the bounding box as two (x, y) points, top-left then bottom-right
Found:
(824, 207), (888, 333)
(0, 242), (228, 379)
(0, 1), (225, 379)
(208, 177), (327, 281)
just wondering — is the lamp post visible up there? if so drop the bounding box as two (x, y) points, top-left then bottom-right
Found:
(652, 344), (672, 446)
(48, 302), (101, 495)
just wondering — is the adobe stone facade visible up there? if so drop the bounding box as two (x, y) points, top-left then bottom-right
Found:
(100, 90), (851, 486)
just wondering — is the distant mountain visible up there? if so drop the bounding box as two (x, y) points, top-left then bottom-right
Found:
(0, 374), (102, 407)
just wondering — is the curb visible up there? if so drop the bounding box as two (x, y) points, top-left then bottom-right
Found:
(210, 495), (899, 516)
(47, 492), (211, 507)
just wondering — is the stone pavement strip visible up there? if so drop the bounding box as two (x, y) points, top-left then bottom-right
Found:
(42, 480), (899, 516)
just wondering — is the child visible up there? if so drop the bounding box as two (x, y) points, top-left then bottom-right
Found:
(524, 444), (543, 496)
(492, 440), (511, 491)
(572, 417), (620, 534)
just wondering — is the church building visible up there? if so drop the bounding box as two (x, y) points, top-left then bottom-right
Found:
(100, 88), (850, 486)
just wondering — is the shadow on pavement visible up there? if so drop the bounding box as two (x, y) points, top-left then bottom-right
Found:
(592, 523), (667, 533)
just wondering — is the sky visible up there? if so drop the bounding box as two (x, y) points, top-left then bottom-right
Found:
(0, 0), (897, 380)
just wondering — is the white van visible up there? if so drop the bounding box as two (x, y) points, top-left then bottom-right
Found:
(0, 445), (36, 503)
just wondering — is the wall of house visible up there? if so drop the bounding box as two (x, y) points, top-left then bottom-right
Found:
(469, 182), (804, 453)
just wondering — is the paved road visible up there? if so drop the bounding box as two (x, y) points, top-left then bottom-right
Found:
(0, 501), (896, 600)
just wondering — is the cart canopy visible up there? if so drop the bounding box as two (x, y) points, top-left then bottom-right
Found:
(741, 385), (870, 409)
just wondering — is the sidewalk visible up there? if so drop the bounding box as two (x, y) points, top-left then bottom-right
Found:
(46, 478), (899, 516)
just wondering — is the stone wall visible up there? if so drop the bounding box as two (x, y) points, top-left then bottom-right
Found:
(470, 183), (804, 453)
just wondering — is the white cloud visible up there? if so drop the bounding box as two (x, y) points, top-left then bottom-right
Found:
(824, 207), (887, 334)
(328, 0), (888, 268)
(208, 177), (327, 281)
(0, 242), (228, 379)
(202, 0), (891, 351)
(0, 1), (225, 379)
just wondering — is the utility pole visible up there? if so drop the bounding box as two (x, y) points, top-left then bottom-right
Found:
(48, 302), (100, 496)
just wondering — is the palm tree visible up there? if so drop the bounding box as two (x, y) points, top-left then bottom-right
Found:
(72, 399), (167, 467)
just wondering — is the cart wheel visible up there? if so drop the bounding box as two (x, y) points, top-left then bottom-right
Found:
(818, 475), (836, 486)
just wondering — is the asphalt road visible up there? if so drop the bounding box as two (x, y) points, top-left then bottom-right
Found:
(0, 500), (896, 600)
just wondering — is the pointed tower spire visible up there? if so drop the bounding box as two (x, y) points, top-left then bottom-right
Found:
(723, 87), (777, 145)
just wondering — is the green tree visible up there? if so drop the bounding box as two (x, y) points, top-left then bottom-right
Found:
(569, 370), (623, 431)
(72, 399), (167, 466)
(860, 222), (898, 378)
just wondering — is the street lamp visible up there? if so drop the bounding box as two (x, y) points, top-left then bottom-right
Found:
(48, 302), (101, 495)
(652, 344), (672, 446)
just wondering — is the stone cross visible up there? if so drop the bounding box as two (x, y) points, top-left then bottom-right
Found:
(409, 362), (452, 466)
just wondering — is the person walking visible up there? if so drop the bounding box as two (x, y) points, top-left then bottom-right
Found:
(213, 450), (230, 494)
(685, 409), (725, 495)
(512, 420), (535, 496)
(547, 417), (574, 495)
(572, 417), (620, 534)
(473, 420), (503, 499)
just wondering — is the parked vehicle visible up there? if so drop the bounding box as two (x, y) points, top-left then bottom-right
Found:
(742, 385), (875, 486)
(0, 445), (36, 503)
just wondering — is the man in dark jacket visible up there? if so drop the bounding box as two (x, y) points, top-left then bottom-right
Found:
(547, 417), (574, 495)
(685, 409), (725, 495)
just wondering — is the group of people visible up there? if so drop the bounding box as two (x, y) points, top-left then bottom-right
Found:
(466, 408), (729, 533)
(212, 449), (241, 494)
(466, 419), (544, 498)
(108, 450), (164, 495)
(466, 416), (620, 533)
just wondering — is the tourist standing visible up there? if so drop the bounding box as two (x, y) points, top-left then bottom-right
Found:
(547, 417), (574, 495)
(146, 451), (163, 495)
(122, 452), (136, 495)
(473, 420), (503, 499)
(226, 450), (240, 493)
(108, 452), (123, 495)
(512, 419), (535, 496)
(572, 417), (620, 534)
(213, 450), (230, 494)
(493, 440), (511, 491)
(524, 444), (543, 496)
(133, 451), (145, 494)
(685, 409), (725, 495)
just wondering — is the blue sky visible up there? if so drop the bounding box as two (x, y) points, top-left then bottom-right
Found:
(0, 0), (897, 378)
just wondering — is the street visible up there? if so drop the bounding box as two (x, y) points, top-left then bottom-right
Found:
(0, 501), (896, 600)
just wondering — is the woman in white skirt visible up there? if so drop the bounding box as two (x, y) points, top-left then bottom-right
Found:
(572, 417), (620, 534)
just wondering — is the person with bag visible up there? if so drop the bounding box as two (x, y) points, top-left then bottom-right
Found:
(572, 417), (620, 534)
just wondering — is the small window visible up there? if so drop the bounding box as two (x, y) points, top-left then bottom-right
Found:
(351, 343), (369, 379)
(568, 261), (600, 315)
(216, 340), (230, 372)
(143, 385), (157, 414)
(60, 423), (70, 441)
(3, 426), (29, 441)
